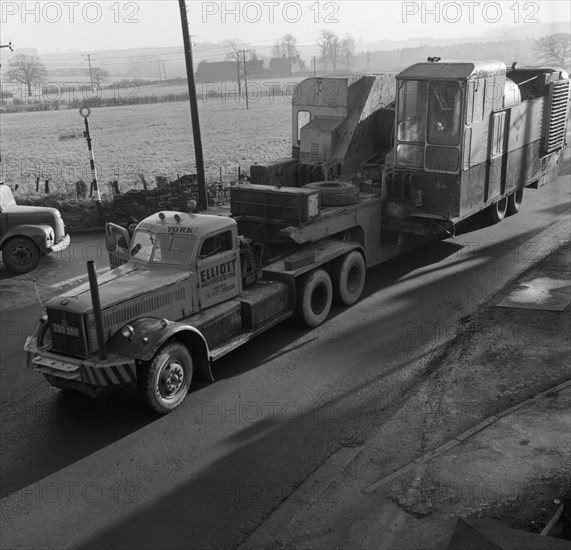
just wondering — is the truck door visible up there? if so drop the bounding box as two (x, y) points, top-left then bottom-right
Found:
(196, 230), (240, 309)
(105, 222), (130, 269)
(486, 110), (509, 201)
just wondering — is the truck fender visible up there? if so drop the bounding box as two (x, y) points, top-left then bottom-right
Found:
(105, 317), (214, 382)
(0, 224), (53, 252)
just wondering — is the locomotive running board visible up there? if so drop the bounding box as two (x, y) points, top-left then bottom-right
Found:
(209, 311), (294, 362)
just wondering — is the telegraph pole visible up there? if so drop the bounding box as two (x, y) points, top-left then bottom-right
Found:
(179, 0), (207, 210)
(241, 49), (250, 110)
(157, 59), (162, 81)
(0, 42), (14, 163)
(82, 53), (95, 90)
(313, 55), (316, 77)
(367, 50), (370, 73)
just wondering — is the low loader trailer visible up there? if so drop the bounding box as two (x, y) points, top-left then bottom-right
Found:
(24, 59), (569, 413)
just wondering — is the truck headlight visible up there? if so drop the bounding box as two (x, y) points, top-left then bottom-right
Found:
(121, 325), (134, 338)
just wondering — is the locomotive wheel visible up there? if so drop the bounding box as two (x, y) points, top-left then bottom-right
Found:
(295, 268), (333, 328)
(332, 251), (366, 306)
(488, 197), (508, 224)
(2, 237), (41, 273)
(139, 342), (193, 414)
(507, 189), (524, 216)
(304, 181), (359, 207)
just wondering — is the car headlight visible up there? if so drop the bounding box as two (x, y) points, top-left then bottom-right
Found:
(121, 325), (134, 338)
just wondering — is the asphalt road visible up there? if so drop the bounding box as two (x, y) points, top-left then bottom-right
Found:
(1, 164), (570, 549)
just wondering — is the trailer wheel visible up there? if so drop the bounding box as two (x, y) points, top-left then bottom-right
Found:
(488, 197), (508, 224)
(507, 189), (524, 215)
(332, 251), (366, 306)
(304, 181), (359, 206)
(2, 237), (41, 273)
(295, 269), (333, 328)
(139, 342), (193, 414)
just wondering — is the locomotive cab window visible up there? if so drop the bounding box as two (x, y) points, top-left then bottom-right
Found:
(427, 81), (462, 146)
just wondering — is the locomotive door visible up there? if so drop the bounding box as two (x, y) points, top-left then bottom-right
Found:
(485, 110), (509, 201)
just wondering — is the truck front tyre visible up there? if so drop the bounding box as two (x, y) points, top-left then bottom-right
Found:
(2, 237), (41, 273)
(332, 251), (366, 306)
(139, 342), (193, 414)
(295, 269), (333, 328)
(488, 197), (507, 224)
(507, 189), (524, 215)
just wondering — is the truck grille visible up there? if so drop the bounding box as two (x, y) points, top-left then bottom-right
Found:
(47, 309), (89, 358)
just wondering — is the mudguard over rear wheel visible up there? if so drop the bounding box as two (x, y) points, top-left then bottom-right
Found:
(295, 268), (333, 328)
(139, 342), (193, 414)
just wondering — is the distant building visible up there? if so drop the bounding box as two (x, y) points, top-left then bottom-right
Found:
(269, 56), (306, 77)
(195, 61), (236, 82)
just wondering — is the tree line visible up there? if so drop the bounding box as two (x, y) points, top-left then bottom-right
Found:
(2, 32), (569, 100)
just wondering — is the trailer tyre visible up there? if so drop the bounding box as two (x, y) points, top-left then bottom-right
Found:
(139, 342), (193, 414)
(2, 237), (41, 273)
(488, 197), (508, 224)
(295, 269), (333, 328)
(304, 181), (359, 206)
(507, 189), (524, 216)
(332, 251), (366, 306)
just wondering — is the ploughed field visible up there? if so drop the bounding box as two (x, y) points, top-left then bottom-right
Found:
(1, 92), (292, 197)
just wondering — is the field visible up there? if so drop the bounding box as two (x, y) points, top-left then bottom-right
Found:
(1, 83), (297, 198)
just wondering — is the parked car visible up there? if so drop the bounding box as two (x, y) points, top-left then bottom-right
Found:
(0, 181), (70, 273)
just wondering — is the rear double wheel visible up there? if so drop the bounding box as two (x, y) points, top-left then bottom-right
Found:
(295, 268), (333, 328)
(507, 188), (524, 216)
(488, 197), (508, 224)
(332, 251), (366, 306)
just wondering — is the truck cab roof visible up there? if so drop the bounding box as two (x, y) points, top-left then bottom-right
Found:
(137, 211), (236, 239)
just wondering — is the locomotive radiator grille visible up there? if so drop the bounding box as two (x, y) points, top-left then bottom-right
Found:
(545, 80), (570, 154)
(47, 309), (89, 358)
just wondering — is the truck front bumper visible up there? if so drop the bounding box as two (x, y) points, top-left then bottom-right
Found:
(24, 335), (137, 386)
(48, 234), (71, 253)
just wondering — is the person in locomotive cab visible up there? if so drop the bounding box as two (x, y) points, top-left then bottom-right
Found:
(429, 83), (462, 146)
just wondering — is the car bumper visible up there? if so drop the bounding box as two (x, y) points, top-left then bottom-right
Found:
(48, 234), (71, 253)
(24, 335), (137, 386)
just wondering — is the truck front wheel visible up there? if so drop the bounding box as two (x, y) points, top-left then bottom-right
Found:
(295, 269), (333, 328)
(332, 251), (366, 306)
(139, 342), (193, 414)
(2, 237), (41, 273)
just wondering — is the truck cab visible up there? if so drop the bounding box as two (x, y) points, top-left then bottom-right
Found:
(0, 181), (70, 273)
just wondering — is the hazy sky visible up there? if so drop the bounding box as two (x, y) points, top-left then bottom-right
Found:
(0, 1), (569, 57)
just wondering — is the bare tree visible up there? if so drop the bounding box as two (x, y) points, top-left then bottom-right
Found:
(272, 34), (299, 58)
(317, 30), (342, 72)
(340, 34), (356, 68)
(5, 54), (47, 96)
(532, 33), (571, 70)
(225, 40), (242, 96)
(91, 67), (109, 88)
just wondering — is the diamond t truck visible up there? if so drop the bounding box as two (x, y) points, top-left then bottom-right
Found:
(24, 60), (569, 413)
(0, 181), (70, 273)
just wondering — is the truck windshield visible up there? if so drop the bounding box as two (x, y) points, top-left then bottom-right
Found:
(129, 230), (196, 266)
